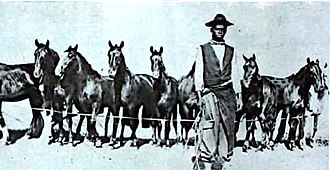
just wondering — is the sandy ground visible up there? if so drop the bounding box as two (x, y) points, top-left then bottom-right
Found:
(0, 100), (328, 170)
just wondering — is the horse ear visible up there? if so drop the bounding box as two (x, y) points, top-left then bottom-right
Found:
(64, 45), (72, 53)
(307, 57), (311, 64)
(252, 53), (256, 60)
(45, 40), (50, 48)
(159, 46), (163, 54)
(316, 59), (319, 64)
(108, 40), (113, 48)
(35, 39), (40, 47)
(243, 54), (248, 61)
(324, 63), (328, 69)
(119, 41), (124, 48)
(150, 46), (154, 53)
(74, 44), (78, 51)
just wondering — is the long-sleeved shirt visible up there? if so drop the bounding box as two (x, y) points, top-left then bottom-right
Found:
(194, 40), (244, 94)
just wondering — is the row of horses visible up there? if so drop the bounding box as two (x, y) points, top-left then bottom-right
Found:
(0, 39), (198, 148)
(235, 54), (327, 151)
(0, 39), (327, 152)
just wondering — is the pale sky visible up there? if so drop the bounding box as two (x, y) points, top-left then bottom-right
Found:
(0, 2), (329, 79)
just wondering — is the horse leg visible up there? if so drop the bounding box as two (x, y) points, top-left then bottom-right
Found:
(164, 112), (171, 147)
(172, 105), (179, 144)
(275, 107), (288, 143)
(66, 100), (74, 145)
(286, 115), (298, 150)
(151, 121), (157, 144)
(75, 115), (85, 139)
(110, 106), (121, 146)
(312, 113), (319, 138)
(296, 111), (305, 150)
(0, 102), (8, 142)
(28, 87), (44, 139)
(243, 120), (252, 152)
(117, 107), (129, 148)
(90, 102), (101, 146)
(76, 115), (85, 134)
(157, 120), (162, 146)
(129, 107), (140, 147)
(57, 113), (65, 145)
(43, 85), (53, 116)
(235, 110), (244, 142)
(178, 103), (186, 144)
(103, 109), (111, 142)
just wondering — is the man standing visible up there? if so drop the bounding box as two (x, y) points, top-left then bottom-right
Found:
(193, 14), (240, 170)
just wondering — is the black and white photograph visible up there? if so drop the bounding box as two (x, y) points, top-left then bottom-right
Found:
(0, 1), (328, 170)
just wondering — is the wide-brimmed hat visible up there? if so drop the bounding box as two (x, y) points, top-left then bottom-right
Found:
(205, 14), (234, 27)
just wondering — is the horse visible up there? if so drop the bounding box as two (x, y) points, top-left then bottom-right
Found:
(265, 57), (325, 149)
(301, 62), (328, 148)
(177, 61), (199, 144)
(108, 40), (162, 147)
(55, 44), (103, 145)
(33, 39), (63, 144)
(237, 54), (279, 151)
(0, 61), (44, 144)
(149, 46), (179, 146)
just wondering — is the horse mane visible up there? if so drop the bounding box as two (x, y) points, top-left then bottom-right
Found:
(290, 64), (309, 84)
(76, 52), (101, 79)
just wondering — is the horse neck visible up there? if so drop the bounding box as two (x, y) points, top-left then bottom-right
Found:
(159, 70), (175, 94)
(43, 50), (60, 85)
(291, 65), (312, 96)
(242, 68), (260, 89)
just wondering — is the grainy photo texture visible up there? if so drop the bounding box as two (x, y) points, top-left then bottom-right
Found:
(0, 2), (328, 170)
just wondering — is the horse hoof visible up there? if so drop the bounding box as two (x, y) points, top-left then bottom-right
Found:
(112, 142), (121, 149)
(95, 140), (103, 148)
(109, 139), (116, 146)
(306, 138), (314, 148)
(48, 138), (55, 145)
(284, 142), (293, 151)
(166, 140), (171, 147)
(242, 146), (247, 153)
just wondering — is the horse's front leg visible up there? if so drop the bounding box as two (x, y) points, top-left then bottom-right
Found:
(296, 110), (305, 150)
(243, 120), (253, 152)
(90, 102), (101, 146)
(65, 99), (74, 145)
(0, 102), (9, 143)
(110, 105), (121, 146)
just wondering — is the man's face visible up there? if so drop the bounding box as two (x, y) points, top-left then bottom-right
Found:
(211, 24), (227, 40)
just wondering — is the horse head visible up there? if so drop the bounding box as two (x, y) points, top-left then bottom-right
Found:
(34, 39), (51, 79)
(55, 44), (81, 78)
(306, 57), (326, 93)
(108, 40), (125, 77)
(242, 54), (260, 88)
(149, 46), (165, 78)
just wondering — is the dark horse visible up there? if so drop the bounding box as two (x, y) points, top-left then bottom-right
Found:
(33, 39), (62, 144)
(108, 40), (161, 147)
(55, 44), (103, 145)
(0, 57), (44, 144)
(236, 54), (279, 152)
(177, 61), (199, 144)
(149, 46), (179, 146)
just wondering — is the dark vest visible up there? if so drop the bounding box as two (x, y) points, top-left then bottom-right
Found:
(200, 42), (234, 88)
